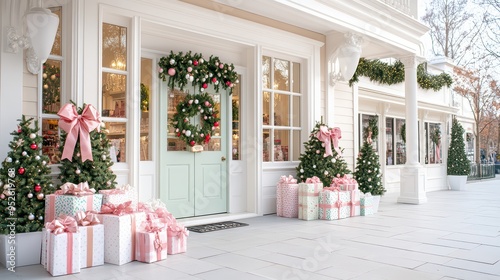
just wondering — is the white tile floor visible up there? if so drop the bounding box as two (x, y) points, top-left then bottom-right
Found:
(1, 176), (500, 280)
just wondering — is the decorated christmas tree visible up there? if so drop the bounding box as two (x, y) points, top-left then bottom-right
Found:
(0, 116), (55, 234)
(447, 116), (470, 175)
(354, 117), (386, 195)
(58, 103), (117, 191)
(296, 122), (351, 186)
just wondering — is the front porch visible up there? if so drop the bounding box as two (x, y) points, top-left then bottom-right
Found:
(3, 176), (500, 279)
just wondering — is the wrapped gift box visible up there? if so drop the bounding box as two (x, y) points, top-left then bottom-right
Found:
(46, 231), (81, 276)
(79, 224), (104, 268)
(318, 188), (351, 220)
(298, 178), (323, 221)
(167, 224), (189, 255)
(98, 212), (146, 265)
(136, 229), (168, 263)
(360, 193), (374, 216)
(350, 190), (361, 217)
(331, 175), (358, 191)
(337, 184), (358, 191)
(99, 184), (138, 211)
(45, 194), (103, 222)
(276, 175), (299, 218)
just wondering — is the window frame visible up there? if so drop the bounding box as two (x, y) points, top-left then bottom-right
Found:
(424, 122), (443, 165)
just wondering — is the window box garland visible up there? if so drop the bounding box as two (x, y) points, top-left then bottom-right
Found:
(349, 58), (453, 91)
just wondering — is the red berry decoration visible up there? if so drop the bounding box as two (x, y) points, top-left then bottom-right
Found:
(202, 83), (208, 89)
(211, 77), (217, 83)
(30, 143), (38, 150)
(18, 167), (25, 175)
(34, 184), (42, 192)
(226, 81), (231, 86)
(214, 121), (220, 127)
(193, 60), (198, 66)
(189, 140), (196, 146)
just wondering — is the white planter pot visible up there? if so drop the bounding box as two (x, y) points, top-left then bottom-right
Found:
(372, 195), (381, 213)
(448, 175), (468, 191)
(0, 231), (42, 270)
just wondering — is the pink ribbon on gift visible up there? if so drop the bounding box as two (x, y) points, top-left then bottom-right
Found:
(99, 188), (126, 195)
(75, 211), (100, 226)
(305, 176), (321, 184)
(154, 207), (177, 226)
(278, 175), (297, 185)
(100, 201), (135, 216)
(45, 215), (78, 235)
(167, 224), (189, 241)
(57, 103), (101, 162)
(349, 190), (360, 217)
(335, 199), (347, 219)
(55, 182), (96, 196)
(137, 202), (153, 213)
(324, 186), (341, 192)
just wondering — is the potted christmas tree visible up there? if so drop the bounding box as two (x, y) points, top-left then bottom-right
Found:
(354, 117), (385, 212)
(296, 122), (351, 186)
(447, 116), (470, 190)
(0, 116), (55, 269)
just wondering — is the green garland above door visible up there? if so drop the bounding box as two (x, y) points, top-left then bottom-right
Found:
(349, 58), (453, 91)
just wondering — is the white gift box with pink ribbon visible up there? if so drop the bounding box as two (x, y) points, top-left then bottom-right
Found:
(167, 224), (189, 254)
(99, 184), (138, 211)
(45, 216), (81, 276)
(76, 211), (104, 269)
(276, 175), (299, 218)
(98, 202), (146, 265)
(136, 219), (168, 263)
(331, 175), (358, 191)
(298, 176), (323, 221)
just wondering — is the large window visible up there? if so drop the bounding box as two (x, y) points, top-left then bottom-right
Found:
(359, 114), (378, 152)
(262, 56), (301, 162)
(102, 23), (128, 163)
(425, 122), (442, 164)
(41, 6), (62, 164)
(385, 117), (406, 165)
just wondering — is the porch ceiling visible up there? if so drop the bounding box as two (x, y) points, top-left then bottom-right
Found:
(183, 0), (429, 58)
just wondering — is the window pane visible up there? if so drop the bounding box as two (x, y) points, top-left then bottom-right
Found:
(292, 96), (300, 127)
(262, 56), (271, 89)
(274, 58), (289, 91)
(292, 62), (300, 93)
(232, 77), (241, 160)
(395, 119), (406, 165)
(206, 94), (221, 136)
(49, 7), (62, 56)
(42, 60), (61, 114)
(274, 130), (289, 161)
(386, 118), (394, 165)
(102, 23), (127, 70)
(42, 119), (60, 164)
(102, 73), (127, 117)
(263, 129), (271, 162)
(262, 91), (271, 125)
(292, 130), (301, 161)
(167, 89), (187, 151)
(274, 93), (289, 126)
(204, 138), (221, 151)
(428, 123), (442, 164)
(105, 122), (126, 162)
(360, 115), (378, 152)
(140, 58), (152, 161)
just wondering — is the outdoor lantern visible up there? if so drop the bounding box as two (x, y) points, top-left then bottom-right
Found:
(330, 32), (363, 85)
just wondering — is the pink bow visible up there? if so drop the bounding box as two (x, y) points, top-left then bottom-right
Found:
(155, 207), (177, 226)
(332, 175), (357, 186)
(279, 175), (297, 185)
(100, 201), (135, 216)
(316, 125), (334, 157)
(57, 103), (101, 162)
(306, 176), (321, 184)
(323, 186), (341, 192)
(55, 182), (95, 196)
(75, 211), (100, 226)
(367, 130), (373, 144)
(167, 224), (189, 241)
(45, 215), (78, 235)
(141, 219), (166, 233)
(436, 143), (441, 162)
(330, 127), (342, 156)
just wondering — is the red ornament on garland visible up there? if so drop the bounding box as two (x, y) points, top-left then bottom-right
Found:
(204, 134), (211, 143)
(189, 140), (196, 146)
(18, 167), (25, 175)
(202, 83), (208, 89)
(34, 184), (41, 192)
(30, 143), (38, 150)
(193, 60), (198, 66)
(211, 77), (217, 83)
(214, 121), (220, 127)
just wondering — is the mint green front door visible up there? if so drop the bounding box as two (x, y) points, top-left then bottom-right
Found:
(159, 84), (227, 218)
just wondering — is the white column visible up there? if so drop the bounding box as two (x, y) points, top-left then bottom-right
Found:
(397, 55), (427, 204)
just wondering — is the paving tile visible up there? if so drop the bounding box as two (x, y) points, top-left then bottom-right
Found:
(194, 268), (269, 280)
(416, 263), (500, 280)
(202, 253), (273, 273)
(447, 245), (500, 264)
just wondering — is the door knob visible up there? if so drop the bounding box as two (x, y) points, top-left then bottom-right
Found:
(221, 156), (226, 161)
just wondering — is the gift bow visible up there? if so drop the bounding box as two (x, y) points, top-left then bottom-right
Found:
(279, 175), (297, 185)
(55, 182), (96, 196)
(167, 224), (189, 240)
(117, 184), (134, 192)
(75, 211), (100, 226)
(316, 126), (342, 157)
(57, 103), (101, 162)
(306, 176), (321, 184)
(155, 207), (177, 226)
(141, 219), (166, 233)
(332, 175), (357, 186)
(45, 215), (78, 235)
(323, 186), (341, 192)
(100, 201), (135, 216)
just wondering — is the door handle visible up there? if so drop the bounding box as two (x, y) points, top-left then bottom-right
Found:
(221, 156), (226, 161)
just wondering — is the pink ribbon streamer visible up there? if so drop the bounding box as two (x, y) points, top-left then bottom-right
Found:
(316, 125), (334, 157)
(45, 215), (78, 235)
(100, 201), (135, 216)
(436, 143), (441, 162)
(55, 182), (95, 196)
(75, 211), (101, 226)
(99, 189), (126, 195)
(331, 127), (342, 156)
(278, 175), (297, 185)
(57, 103), (101, 162)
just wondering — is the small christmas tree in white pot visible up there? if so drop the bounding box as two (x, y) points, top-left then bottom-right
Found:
(447, 116), (470, 190)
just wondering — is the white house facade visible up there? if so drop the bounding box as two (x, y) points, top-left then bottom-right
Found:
(0, 0), (475, 224)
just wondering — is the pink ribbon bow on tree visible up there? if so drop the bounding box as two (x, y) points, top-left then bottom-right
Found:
(316, 126), (342, 157)
(100, 201), (135, 216)
(45, 215), (78, 235)
(55, 182), (95, 196)
(75, 211), (100, 226)
(57, 103), (101, 162)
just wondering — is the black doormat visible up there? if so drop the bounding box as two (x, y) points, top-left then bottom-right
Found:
(187, 221), (248, 233)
